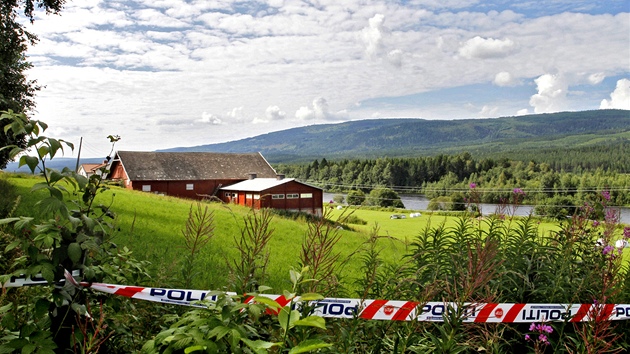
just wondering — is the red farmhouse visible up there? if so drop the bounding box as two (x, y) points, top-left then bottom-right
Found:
(220, 175), (323, 216)
(107, 151), (323, 215)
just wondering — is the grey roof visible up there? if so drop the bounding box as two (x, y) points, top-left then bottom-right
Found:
(113, 151), (277, 181)
(220, 178), (297, 192)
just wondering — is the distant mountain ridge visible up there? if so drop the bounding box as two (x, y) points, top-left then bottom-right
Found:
(162, 110), (630, 163)
(4, 110), (629, 171)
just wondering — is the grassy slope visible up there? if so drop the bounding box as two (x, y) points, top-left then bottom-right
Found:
(6, 173), (622, 296)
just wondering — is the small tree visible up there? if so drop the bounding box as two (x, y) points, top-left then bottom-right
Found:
(346, 189), (365, 205)
(365, 187), (404, 208)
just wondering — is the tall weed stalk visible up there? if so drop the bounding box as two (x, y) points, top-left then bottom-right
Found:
(180, 202), (215, 289)
(228, 207), (275, 294)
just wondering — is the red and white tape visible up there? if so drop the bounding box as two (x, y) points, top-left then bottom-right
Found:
(83, 283), (630, 323)
(4, 272), (629, 323)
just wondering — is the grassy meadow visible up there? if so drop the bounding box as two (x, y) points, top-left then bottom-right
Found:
(4, 172), (606, 294)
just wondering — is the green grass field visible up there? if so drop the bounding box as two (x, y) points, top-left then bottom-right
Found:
(2, 173), (625, 294)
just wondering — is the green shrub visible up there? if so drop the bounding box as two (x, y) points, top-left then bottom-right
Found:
(364, 187), (404, 208)
(346, 189), (365, 205)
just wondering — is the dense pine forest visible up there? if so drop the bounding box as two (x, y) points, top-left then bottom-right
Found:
(275, 141), (630, 213)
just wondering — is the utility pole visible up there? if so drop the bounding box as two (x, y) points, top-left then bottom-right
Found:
(75, 137), (83, 172)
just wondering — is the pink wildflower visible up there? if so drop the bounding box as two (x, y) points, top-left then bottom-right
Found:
(602, 245), (614, 255)
(601, 190), (611, 201)
(469, 182), (477, 189)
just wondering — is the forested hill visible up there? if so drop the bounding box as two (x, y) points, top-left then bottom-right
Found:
(163, 109), (630, 163)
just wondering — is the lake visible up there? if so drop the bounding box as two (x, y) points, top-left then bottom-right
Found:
(324, 193), (630, 225)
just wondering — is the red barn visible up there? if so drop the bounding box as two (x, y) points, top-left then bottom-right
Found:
(220, 175), (323, 216)
(107, 151), (323, 215)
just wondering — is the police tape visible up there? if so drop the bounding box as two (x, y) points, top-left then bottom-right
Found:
(4, 272), (630, 323)
(1, 270), (81, 288)
(81, 283), (630, 323)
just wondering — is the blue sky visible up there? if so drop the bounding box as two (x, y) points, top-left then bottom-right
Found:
(22, 0), (630, 157)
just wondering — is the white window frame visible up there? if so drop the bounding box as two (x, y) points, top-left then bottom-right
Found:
(287, 193), (299, 199)
(300, 193), (313, 198)
(253, 194), (260, 200)
(272, 194), (285, 199)
(142, 185), (151, 192)
(186, 183), (194, 191)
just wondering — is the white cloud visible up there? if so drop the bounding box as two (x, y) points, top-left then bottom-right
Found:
(226, 107), (245, 122)
(479, 105), (499, 117)
(600, 78), (630, 110)
(516, 109), (529, 116)
(458, 36), (516, 59)
(529, 74), (569, 113)
(197, 112), (223, 125)
(588, 72), (606, 85)
(361, 14), (386, 57)
(265, 105), (286, 120)
(295, 97), (346, 121)
(14, 1), (630, 156)
(493, 71), (516, 86)
(387, 49), (403, 68)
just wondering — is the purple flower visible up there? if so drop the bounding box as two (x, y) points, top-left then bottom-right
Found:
(513, 188), (525, 195)
(538, 334), (549, 344)
(529, 323), (536, 331)
(541, 324), (553, 333)
(624, 226), (630, 240)
(602, 190), (611, 201)
(525, 334), (531, 341)
(602, 245), (614, 255)
(605, 209), (619, 223)
(592, 220), (600, 227)
(469, 182), (477, 189)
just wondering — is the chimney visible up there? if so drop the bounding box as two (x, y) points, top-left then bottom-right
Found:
(276, 174), (285, 180)
(248, 173), (257, 180)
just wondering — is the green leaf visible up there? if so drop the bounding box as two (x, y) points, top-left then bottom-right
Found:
(290, 269), (301, 286)
(19, 155), (40, 174)
(4, 240), (20, 252)
(241, 338), (280, 354)
(252, 296), (282, 309)
(68, 243), (83, 264)
(298, 293), (324, 301)
(37, 145), (50, 159)
(35, 299), (50, 318)
(21, 343), (37, 354)
(278, 306), (300, 332)
(48, 138), (62, 159)
(293, 316), (326, 330)
(256, 285), (273, 293)
(40, 263), (55, 283)
(184, 346), (205, 354)
(207, 326), (230, 340)
(0, 217), (20, 226)
(288, 339), (332, 354)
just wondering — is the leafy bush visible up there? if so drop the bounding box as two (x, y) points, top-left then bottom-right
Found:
(346, 190), (365, 205)
(364, 187), (404, 208)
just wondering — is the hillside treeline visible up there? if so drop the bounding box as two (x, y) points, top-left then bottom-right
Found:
(275, 145), (630, 207)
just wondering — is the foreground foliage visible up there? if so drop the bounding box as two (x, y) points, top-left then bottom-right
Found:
(1, 110), (629, 353)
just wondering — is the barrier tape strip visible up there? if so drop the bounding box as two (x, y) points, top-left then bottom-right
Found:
(3, 272), (629, 323)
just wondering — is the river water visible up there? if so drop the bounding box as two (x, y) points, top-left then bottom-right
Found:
(324, 193), (630, 225)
